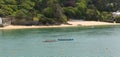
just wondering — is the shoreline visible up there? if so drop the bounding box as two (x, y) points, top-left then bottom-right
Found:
(0, 25), (77, 30)
(0, 21), (119, 30)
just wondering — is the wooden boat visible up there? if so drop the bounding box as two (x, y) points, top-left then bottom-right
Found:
(43, 40), (57, 42)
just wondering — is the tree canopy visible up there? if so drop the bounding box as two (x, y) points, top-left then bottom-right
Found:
(0, 0), (120, 25)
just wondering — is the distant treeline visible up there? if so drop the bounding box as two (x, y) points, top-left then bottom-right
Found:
(0, 0), (120, 25)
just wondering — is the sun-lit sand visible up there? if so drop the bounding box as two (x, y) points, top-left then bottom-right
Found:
(0, 20), (119, 29)
(0, 25), (73, 29)
(68, 20), (118, 26)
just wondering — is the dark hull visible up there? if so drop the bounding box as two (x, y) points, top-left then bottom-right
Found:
(58, 39), (74, 41)
(43, 40), (57, 42)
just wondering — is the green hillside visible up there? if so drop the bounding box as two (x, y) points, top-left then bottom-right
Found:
(0, 0), (120, 25)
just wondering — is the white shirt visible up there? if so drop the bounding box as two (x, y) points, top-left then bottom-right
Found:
(0, 17), (2, 24)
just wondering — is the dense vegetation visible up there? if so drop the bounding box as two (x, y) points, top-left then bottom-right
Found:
(0, 0), (120, 25)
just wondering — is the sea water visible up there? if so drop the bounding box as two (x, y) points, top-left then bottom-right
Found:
(0, 26), (120, 57)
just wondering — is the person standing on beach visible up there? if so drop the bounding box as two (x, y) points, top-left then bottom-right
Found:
(0, 17), (2, 24)
(112, 17), (116, 23)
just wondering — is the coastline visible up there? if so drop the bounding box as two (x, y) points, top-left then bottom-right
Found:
(0, 20), (119, 30)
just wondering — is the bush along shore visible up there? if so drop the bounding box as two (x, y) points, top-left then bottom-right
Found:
(0, 0), (120, 26)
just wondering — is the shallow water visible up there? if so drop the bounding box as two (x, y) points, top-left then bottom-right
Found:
(0, 26), (120, 57)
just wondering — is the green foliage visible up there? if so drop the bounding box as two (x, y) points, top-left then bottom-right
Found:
(1, 0), (120, 24)
(14, 10), (28, 19)
(86, 9), (101, 21)
(20, 0), (35, 10)
(33, 14), (45, 22)
(63, 7), (77, 18)
(76, 0), (87, 12)
(114, 16), (120, 23)
(101, 12), (112, 21)
(43, 7), (54, 18)
(39, 18), (56, 25)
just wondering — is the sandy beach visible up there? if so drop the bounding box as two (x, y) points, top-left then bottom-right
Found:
(0, 20), (119, 29)
(67, 20), (118, 26)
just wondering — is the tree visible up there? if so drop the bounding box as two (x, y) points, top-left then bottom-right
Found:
(0, 0), (17, 17)
(86, 9), (101, 21)
(76, 0), (88, 19)
(1, 0), (120, 24)
(43, 0), (67, 23)
(63, 7), (77, 18)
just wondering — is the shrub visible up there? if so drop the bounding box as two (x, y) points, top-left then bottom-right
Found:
(43, 7), (54, 18)
(115, 16), (120, 23)
(39, 17), (56, 25)
(86, 9), (101, 21)
(101, 12), (112, 21)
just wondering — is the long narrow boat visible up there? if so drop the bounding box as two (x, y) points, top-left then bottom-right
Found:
(58, 39), (74, 41)
(43, 40), (57, 42)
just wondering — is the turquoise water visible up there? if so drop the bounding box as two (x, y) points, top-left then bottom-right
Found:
(0, 26), (120, 57)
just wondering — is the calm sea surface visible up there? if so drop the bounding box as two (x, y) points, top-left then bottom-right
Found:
(0, 26), (120, 57)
